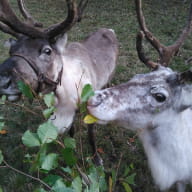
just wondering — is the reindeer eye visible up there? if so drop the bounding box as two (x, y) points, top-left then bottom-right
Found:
(153, 93), (166, 102)
(42, 47), (52, 55)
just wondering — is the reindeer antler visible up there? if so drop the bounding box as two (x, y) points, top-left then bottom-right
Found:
(135, 0), (192, 68)
(136, 31), (159, 68)
(45, 0), (77, 39)
(0, 0), (45, 38)
(0, 0), (88, 39)
(17, 0), (43, 28)
(0, 22), (21, 38)
(77, 0), (89, 22)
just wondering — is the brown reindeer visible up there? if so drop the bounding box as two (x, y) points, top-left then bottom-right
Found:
(87, 0), (192, 191)
(0, 0), (118, 165)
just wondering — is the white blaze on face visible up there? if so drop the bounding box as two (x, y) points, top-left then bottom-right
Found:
(87, 87), (134, 125)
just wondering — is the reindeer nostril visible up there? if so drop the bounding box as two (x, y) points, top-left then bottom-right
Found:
(3, 78), (11, 89)
(88, 93), (106, 107)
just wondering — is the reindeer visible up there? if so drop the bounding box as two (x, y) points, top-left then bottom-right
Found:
(87, 0), (192, 191)
(0, 0), (118, 165)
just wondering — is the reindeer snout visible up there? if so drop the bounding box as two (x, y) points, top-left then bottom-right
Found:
(0, 59), (21, 101)
(0, 74), (21, 100)
(87, 91), (108, 107)
(0, 75), (11, 88)
(87, 94), (103, 107)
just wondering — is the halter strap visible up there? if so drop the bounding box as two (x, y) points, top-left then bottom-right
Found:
(11, 53), (63, 93)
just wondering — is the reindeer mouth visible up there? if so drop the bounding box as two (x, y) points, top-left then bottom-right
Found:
(0, 77), (21, 102)
(1, 88), (21, 101)
(7, 94), (21, 102)
(87, 99), (110, 125)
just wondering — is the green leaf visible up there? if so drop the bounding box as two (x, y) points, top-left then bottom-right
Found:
(22, 130), (41, 147)
(129, 163), (134, 170)
(0, 95), (6, 104)
(79, 102), (87, 113)
(0, 187), (3, 192)
(72, 176), (82, 192)
(52, 179), (73, 192)
(37, 121), (58, 144)
(43, 175), (62, 186)
(64, 137), (76, 149)
(124, 173), (136, 185)
(30, 145), (47, 172)
(41, 153), (58, 171)
(0, 122), (5, 131)
(97, 167), (107, 191)
(87, 166), (107, 192)
(121, 182), (132, 192)
(62, 148), (77, 166)
(61, 166), (72, 175)
(17, 81), (33, 99)
(0, 150), (3, 164)
(122, 166), (131, 178)
(111, 169), (116, 186)
(43, 92), (55, 107)
(81, 84), (94, 102)
(34, 188), (47, 192)
(43, 106), (55, 119)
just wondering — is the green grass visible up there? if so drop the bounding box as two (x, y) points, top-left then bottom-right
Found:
(0, 0), (192, 191)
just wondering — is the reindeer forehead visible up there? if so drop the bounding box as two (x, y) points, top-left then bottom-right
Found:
(16, 38), (48, 48)
(130, 67), (174, 85)
(102, 68), (176, 101)
(9, 38), (50, 55)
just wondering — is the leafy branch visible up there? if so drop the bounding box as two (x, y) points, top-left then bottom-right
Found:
(2, 160), (52, 191)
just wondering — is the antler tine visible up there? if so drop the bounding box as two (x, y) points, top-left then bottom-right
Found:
(136, 31), (159, 69)
(0, 22), (21, 38)
(77, 0), (89, 22)
(0, 0), (86, 40)
(46, 0), (78, 40)
(0, 0), (45, 38)
(135, 0), (192, 67)
(135, 0), (166, 63)
(17, 0), (43, 28)
(168, 1), (192, 56)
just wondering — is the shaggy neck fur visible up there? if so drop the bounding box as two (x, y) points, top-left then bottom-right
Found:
(139, 107), (192, 190)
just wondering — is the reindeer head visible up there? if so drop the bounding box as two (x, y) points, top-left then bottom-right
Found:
(88, 66), (192, 129)
(0, 0), (88, 101)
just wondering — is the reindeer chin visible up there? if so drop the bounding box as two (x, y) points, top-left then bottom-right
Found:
(7, 95), (20, 102)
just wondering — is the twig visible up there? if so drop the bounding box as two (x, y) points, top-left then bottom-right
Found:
(55, 139), (65, 148)
(4, 100), (40, 116)
(78, 115), (86, 169)
(112, 152), (124, 192)
(2, 160), (52, 191)
(75, 70), (85, 105)
(76, 164), (91, 186)
(0, 165), (6, 168)
(74, 71), (86, 170)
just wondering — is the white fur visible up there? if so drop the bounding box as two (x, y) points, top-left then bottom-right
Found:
(52, 56), (95, 133)
(140, 108), (192, 190)
(49, 28), (118, 133)
(87, 67), (192, 191)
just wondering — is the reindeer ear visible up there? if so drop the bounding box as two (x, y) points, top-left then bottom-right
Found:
(178, 69), (192, 83)
(55, 33), (68, 54)
(166, 73), (180, 86)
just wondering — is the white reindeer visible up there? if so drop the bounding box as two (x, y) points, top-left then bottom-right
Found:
(87, 66), (192, 191)
(87, 0), (192, 191)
